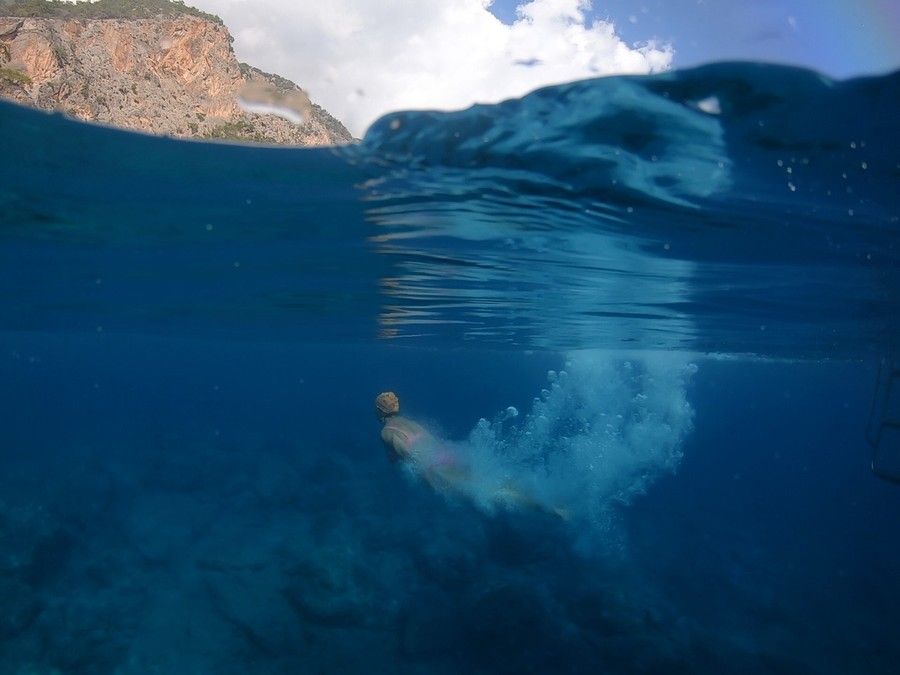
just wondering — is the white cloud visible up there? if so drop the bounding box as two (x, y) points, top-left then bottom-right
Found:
(191, 0), (673, 136)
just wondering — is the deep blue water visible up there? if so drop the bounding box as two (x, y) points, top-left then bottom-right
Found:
(0, 63), (899, 674)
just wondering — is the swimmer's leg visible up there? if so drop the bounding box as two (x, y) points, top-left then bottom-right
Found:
(423, 444), (472, 493)
(493, 484), (569, 521)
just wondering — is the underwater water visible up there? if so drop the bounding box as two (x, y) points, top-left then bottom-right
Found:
(0, 62), (898, 674)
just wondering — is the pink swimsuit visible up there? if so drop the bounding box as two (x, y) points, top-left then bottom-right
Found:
(386, 422), (460, 471)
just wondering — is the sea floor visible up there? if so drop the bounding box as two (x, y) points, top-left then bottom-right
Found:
(0, 435), (642, 675)
(0, 426), (895, 675)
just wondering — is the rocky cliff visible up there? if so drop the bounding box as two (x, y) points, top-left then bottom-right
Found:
(0, 4), (352, 145)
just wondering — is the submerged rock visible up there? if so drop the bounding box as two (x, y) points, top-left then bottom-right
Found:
(0, 502), (73, 587)
(462, 584), (565, 674)
(21, 526), (75, 588)
(398, 589), (461, 660)
(281, 535), (403, 631)
(412, 539), (480, 590)
(252, 453), (303, 509)
(204, 570), (300, 657)
(282, 563), (370, 628)
(0, 577), (41, 639)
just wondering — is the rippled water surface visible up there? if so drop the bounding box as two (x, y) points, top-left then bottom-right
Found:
(3, 63), (898, 355)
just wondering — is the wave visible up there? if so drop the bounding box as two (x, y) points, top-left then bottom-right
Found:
(360, 62), (898, 215)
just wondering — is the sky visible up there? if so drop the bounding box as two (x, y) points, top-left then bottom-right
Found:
(500, 0), (900, 78)
(188, 0), (900, 136)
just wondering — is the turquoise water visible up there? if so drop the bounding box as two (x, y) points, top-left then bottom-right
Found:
(0, 63), (898, 673)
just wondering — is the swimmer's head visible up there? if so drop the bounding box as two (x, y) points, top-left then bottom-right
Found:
(375, 391), (400, 420)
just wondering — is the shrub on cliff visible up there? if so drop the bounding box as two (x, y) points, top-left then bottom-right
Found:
(202, 120), (273, 144)
(0, 66), (30, 85)
(0, 0), (224, 25)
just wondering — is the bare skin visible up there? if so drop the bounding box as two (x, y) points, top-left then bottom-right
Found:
(379, 411), (568, 519)
(380, 414), (430, 461)
(380, 414), (470, 492)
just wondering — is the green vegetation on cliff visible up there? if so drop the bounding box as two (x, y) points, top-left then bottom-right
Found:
(239, 62), (299, 96)
(0, 66), (30, 85)
(202, 120), (273, 144)
(0, 0), (223, 25)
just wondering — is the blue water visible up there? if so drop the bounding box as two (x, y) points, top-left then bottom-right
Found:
(1, 63), (898, 673)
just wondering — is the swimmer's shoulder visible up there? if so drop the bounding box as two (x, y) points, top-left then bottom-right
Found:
(382, 417), (409, 443)
(383, 416), (429, 455)
(385, 416), (421, 433)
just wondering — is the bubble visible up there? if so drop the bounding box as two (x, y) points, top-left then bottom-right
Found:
(695, 96), (721, 115)
(456, 352), (695, 527)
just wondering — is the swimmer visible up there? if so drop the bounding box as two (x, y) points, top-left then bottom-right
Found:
(375, 391), (568, 519)
(375, 391), (468, 493)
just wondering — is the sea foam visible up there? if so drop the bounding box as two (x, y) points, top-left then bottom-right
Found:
(441, 351), (697, 524)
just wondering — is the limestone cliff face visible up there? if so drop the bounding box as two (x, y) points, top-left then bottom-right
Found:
(0, 14), (352, 145)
